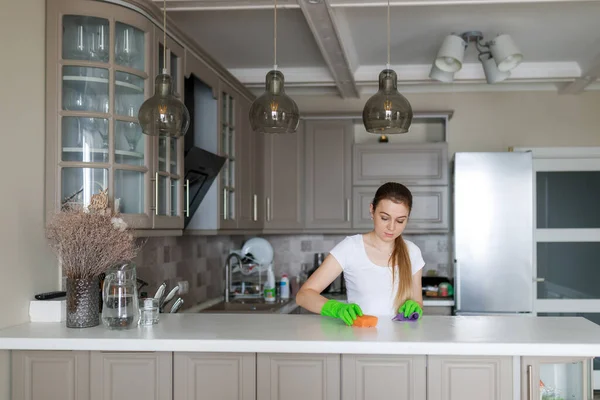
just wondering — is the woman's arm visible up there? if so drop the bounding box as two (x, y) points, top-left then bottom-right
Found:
(412, 268), (423, 308)
(295, 255), (343, 314)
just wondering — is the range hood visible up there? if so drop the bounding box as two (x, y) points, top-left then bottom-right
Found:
(183, 146), (225, 228)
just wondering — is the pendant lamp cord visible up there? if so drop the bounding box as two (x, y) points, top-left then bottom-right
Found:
(273, 0), (278, 71)
(163, 0), (167, 74)
(386, 0), (390, 70)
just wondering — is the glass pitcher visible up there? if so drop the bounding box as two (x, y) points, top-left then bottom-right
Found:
(101, 263), (139, 329)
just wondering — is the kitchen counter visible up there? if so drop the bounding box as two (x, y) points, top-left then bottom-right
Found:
(1, 314), (600, 357)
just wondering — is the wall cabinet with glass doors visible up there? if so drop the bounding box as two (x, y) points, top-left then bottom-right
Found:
(44, 0), (255, 234)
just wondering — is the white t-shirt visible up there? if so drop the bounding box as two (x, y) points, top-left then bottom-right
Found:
(329, 234), (425, 317)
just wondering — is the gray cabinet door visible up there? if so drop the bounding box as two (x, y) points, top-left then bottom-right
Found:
(90, 351), (172, 400)
(341, 355), (426, 400)
(174, 352), (256, 400)
(305, 120), (353, 229)
(12, 350), (90, 400)
(263, 122), (304, 230)
(352, 185), (449, 232)
(353, 143), (448, 186)
(428, 356), (513, 400)
(257, 353), (340, 400)
(237, 97), (264, 231)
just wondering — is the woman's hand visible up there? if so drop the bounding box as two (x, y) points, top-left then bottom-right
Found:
(398, 299), (423, 319)
(321, 299), (363, 326)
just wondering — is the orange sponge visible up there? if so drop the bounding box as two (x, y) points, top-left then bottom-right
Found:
(352, 315), (378, 328)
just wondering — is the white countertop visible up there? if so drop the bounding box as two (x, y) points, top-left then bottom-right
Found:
(1, 314), (600, 357)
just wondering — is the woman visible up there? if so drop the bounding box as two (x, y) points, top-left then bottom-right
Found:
(296, 182), (425, 326)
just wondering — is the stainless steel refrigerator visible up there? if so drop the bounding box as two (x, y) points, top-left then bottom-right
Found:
(453, 152), (534, 315)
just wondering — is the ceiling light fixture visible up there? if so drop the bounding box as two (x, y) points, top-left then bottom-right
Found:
(248, 0), (300, 134)
(138, 0), (190, 137)
(430, 31), (523, 85)
(362, 0), (412, 135)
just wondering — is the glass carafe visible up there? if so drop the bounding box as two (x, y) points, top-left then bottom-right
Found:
(101, 263), (139, 329)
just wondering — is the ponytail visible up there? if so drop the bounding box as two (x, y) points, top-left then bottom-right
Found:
(390, 233), (412, 311)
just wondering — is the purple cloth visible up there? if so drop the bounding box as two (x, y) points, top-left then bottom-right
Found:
(392, 312), (419, 322)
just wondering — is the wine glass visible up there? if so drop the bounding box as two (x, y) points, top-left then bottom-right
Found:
(123, 122), (141, 152)
(116, 26), (138, 67)
(89, 23), (109, 63)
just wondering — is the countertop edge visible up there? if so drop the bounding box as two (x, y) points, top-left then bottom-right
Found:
(1, 338), (598, 357)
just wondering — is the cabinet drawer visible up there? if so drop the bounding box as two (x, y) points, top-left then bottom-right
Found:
(353, 186), (449, 232)
(353, 143), (448, 186)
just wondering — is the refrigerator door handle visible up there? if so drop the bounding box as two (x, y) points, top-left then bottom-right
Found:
(455, 259), (460, 311)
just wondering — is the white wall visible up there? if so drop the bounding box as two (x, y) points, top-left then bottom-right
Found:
(294, 90), (600, 156)
(0, 0), (57, 397)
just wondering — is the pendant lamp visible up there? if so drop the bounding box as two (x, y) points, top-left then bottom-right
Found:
(362, 0), (412, 134)
(138, 0), (190, 138)
(249, 0), (299, 134)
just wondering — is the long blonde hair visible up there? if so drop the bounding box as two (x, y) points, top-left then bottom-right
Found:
(372, 182), (413, 311)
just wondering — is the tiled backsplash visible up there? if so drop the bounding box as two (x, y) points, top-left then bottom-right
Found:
(133, 233), (451, 310)
(261, 233), (452, 278)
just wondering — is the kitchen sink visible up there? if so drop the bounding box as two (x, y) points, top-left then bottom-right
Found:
(198, 298), (297, 314)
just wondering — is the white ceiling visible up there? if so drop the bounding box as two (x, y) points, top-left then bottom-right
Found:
(164, 0), (600, 97)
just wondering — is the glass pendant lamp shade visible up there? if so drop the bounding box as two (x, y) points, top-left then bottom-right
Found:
(249, 70), (299, 134)
(362, 69), (412, 134)
(138, 73), (190, 138)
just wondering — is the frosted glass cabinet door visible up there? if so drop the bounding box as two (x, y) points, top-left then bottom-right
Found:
(522, 356), (591, 400)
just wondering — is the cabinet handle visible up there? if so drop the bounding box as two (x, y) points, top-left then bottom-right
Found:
(223, 188), (228, 220)
(154, 172), (159, 216)
(253, 194), (258, 222)
(185, 179), (190, 218)
(346, 198), (351, 222)
(266, 197), (271, 222)
(527, 365), (533, 400)
(535, 277), (545, 282)
(455, 260), (461, 311)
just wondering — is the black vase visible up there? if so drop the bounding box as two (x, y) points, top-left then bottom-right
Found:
(66, 276), (100, 328)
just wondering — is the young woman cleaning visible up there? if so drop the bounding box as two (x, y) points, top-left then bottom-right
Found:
(295, 182), (425, 326)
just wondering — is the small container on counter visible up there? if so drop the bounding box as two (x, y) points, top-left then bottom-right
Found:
(139, 297), (159, 326)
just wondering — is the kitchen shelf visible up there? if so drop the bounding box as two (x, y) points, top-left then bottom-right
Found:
(62, 147), (144, 159)
(63, 75), (144, 93)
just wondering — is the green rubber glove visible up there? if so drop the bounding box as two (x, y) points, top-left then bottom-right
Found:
(321, 299), (363, 326)
(398, 299), (423, 319)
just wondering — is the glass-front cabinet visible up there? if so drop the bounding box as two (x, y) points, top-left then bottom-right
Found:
(154, 31), (186, 229)
(46, 0), (186, 232)
(522, 356), (593, 400)
(219, 82), (240, 230)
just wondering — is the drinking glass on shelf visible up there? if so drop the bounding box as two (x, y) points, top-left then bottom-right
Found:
(89, 23), (109, 63)
(63, 87), (88, 111)
(123, 122), (141, 152)
(96, 94), (109, 114)
(116, 26), (138, 67)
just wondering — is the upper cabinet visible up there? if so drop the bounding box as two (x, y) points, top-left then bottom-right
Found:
(45, 0), (255, 235)
(46, 1), (156, 230)
(304, 120), (353, 230)
(263, 122), (305, 231)
(353, 143), (449, 186)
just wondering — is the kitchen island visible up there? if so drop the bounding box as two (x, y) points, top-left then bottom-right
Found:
(2, 314), (600, 400)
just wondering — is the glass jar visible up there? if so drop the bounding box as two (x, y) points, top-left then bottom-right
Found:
(101, 263), (139, 329)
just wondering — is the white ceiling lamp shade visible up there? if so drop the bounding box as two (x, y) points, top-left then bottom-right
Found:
(479, 52), (510, 84)
(488, 34), (523, 72)
(429, 64), (455, 83)
(429, 30), (523, 85)
(434, 34), (466, 73)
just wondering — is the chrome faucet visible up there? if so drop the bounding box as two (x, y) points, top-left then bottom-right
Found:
(224, 253), (242, 303)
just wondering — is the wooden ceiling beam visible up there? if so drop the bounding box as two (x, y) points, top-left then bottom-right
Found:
(297, 0), (360, 98)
